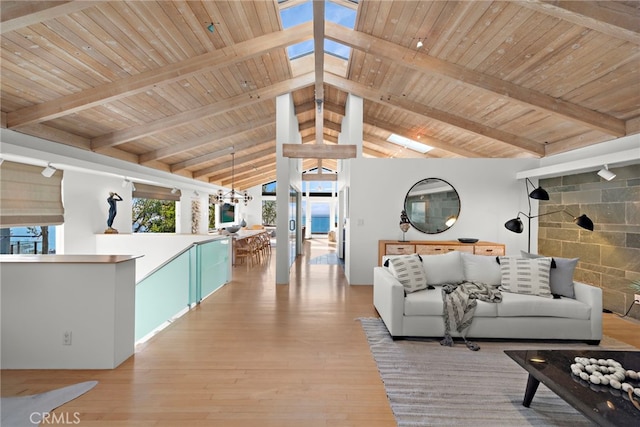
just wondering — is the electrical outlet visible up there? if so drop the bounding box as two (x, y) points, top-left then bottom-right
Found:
(63, 331), (72, 346)
(635, 294), (640, 305)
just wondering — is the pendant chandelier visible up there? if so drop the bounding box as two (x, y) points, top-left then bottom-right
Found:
(214, 152), (253, 206)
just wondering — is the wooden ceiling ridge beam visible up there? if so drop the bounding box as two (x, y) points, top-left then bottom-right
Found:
(0, 1), (103, 34)
(194, 147), (275, 180)
(517, 0), (640, 45)
(324, 73), (535, 158)
(140, 117), (274, 164)
(91, 72), (315, 151)
(170, 135), (274, 172)
(325, 22), (626, 137)
(7, 22), (313, 128)
(313, 0), (325, 147)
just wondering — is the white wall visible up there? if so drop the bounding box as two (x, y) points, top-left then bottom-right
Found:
(61, 171), (133, 254)
(1, 258), (136, 369)
(346, 157), (540, 284)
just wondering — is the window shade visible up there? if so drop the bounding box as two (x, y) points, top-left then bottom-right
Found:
(132, 183), (181, 201)
(0, 161), (64, 227)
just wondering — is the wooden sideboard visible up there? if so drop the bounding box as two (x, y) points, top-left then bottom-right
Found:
(378, 240), (505, 266)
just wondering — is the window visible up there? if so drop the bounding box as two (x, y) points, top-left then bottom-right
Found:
(131, 183), (180, 233)
(280, 0), (356, 60)
(262, 201), (276, 226)
(387, 134), (433, 154)
(0, 226), (56, 254)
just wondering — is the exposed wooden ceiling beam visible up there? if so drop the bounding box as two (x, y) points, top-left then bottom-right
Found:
(13, 123), (141, 165)
(324, 72), (543, 158)
(194, 147), (275, 180)
(232, 168), (277, 190)
(298, 119), (342, 133)
(215, 161), (280, 189)
(301, 134), (338, 144)
(283, 143), (357, 159)
(362, 134), (429, 159)
(325, 22), (626, 137)
(297, 101), (441, 158)
(223, 155), (278, 188)
(171, 135), (274, 172)
(362, 122), (455, 157)
(0, 1), (102, 34)
(140, 117), (274, 164)
(295, 100), (345, 117)
(298, 123), (434, 159)
(302, 173), (337, 181)
(7, 22), (313, 128)
(517, 0), (640, 45)
(91, 72), (314, 150)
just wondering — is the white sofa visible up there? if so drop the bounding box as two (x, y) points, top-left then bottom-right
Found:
(373, 251), (603, 344)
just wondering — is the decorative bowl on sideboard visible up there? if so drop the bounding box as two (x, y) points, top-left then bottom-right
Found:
(457, 238), (479, 244)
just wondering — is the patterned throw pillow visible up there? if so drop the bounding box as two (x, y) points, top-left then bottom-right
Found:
(520, 251), (578, 298)
(388, 254), (428, 293)
(498, 256), (552, 298)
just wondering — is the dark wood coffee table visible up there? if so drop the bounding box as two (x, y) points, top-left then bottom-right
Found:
(505, 349), (639, 427)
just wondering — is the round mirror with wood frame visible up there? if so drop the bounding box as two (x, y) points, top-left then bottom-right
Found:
(403, 178), (460, 234)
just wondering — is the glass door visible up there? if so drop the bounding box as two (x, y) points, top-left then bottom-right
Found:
(288, 186), (297, 267)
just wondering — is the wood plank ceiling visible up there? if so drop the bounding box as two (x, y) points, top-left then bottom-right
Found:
(1, 1), (639, 191)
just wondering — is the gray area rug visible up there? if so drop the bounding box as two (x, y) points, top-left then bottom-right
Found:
(359, 318), (633, 427)
(1, 381), (98, 427)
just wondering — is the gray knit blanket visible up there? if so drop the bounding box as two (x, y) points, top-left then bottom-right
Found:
(440, 281), (502, 351)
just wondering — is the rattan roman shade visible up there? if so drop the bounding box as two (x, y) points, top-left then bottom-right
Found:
(132, 183), (181, 201)
(0, 161), (64, 227)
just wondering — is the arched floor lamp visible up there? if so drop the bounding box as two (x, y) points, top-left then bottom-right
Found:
(504, 178), (594, 252)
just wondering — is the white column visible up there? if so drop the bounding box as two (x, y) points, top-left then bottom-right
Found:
(339, 94), (362, 282)
(275, 93), (299, 285)
(343, 94), (363, 156)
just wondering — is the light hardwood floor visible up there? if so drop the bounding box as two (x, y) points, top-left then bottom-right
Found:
(2, 238), (639, 426)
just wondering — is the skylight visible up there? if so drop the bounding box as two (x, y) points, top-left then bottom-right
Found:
(387, 134), (433, 154)
(280, 0), (356, 60)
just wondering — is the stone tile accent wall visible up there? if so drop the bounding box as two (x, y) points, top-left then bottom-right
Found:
(539, 164), (640, 321)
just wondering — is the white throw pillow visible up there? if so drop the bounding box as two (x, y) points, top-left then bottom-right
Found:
(461, 252), (501, 286)
(498, 256), (552, 298)
(388, 254), (428, 293)
(421, 251), (464, 285)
